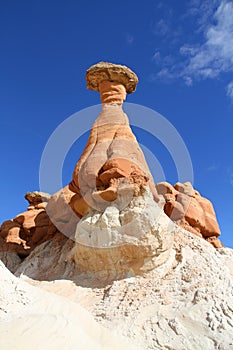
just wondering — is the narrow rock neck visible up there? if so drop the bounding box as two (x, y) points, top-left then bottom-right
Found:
(99, 80), (127, 105)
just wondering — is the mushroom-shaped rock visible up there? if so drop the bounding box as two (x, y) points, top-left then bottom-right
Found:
(69, 62), (158, 216)
(66, 62), (173, 273)
(86, 61), (138, 93)
(43, 62), (174, 277)
(86, 62), (138, 104)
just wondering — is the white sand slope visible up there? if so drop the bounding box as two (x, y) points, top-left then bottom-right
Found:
(0, 261), (138, 350)
(1, 227), (233, 349)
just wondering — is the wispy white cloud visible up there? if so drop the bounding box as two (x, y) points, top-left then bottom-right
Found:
(227, 81), (233, 101)
(156, 2), (163, 10)
(179, 45), (199, 56)
(152, 51), (161, 63)
(153, 0), (233, 101)
(126, 34), (134, 45)
(152, 52), (175, 67)
(186, 0), (219, 32)
(182, 1), (233, 79)
(207, 163), (219, 171)
(230, 173), (233, 186)
(184, 76), (193, 86)
(154, 19), (170, 36)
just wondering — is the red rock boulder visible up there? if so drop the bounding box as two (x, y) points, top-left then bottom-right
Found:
(156, 181), (223, 248)
(0, 191), (56, 257)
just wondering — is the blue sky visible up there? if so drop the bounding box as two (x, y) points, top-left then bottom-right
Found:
(0, 0), (232, 247)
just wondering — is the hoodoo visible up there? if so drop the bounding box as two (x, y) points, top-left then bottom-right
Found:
(0, 62), (233, 350)
(0, 62), (224, 270)
(68, 62), (173, 274)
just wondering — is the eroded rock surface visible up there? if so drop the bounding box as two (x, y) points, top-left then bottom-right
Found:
(86, 61), (138, 93)
(12, 227), (233, 350)
(0, 61), (232, 350)
(156, 181), (223, 248)
(42, 62), (172, 275)
(69, 103), (159, 216)
(67, 62), (173, 273)
(73, 189), (174, 275)
(0, 191), (56, 271)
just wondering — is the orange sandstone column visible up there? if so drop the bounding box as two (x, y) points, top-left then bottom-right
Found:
(69, 62), (158, 217)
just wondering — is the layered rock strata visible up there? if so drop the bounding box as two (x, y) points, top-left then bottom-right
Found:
(0, 62), (231, 350)
(0, 62), (224, 277)
(68, 62), (173, 273)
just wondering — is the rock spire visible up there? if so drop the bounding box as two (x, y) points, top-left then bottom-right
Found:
(67, 62), (173, 273)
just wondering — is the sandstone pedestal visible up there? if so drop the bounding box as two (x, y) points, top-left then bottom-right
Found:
(69, 62), (173, 273)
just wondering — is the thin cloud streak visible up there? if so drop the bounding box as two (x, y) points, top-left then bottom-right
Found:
(207, 164), (219, 172)
(227, 81), (233, 101)
(126, 34), (134, 45)
(230, 173), (233, 186)
(182, 1), (233, 79)
(154, 0), (233, 101)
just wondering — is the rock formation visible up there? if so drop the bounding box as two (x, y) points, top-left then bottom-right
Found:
(69, 62), (158, 213)
(4, 222), (233, 350)
(156, 181), (223, 248)
(0, 191), (56, 271)
(0, 62), (224, 274)
(67, 62), (174, 274)
(0, 62), (232, 350)
(40, 62), (174, 276)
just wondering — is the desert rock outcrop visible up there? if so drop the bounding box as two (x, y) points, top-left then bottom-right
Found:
(156, 181), (223, 248)
(10, 225), (233, 350)
(0, 191), (56, 271)
(0, 61), (232, 350)
(67, 62), (173, 273)
(43, 62), (174, 275)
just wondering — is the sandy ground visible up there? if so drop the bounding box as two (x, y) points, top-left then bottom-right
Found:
(0, 261), (138, 350)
